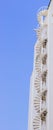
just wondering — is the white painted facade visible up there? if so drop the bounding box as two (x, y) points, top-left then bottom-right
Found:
(28, 1), (53, 130)
(48, 1), (53, 130)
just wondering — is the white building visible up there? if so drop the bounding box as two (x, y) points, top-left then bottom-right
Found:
(28, 1), (53, 130)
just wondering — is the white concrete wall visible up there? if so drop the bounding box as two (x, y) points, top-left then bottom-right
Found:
(28, 42), (39, 130)
(28, 2), (53, 130)
(48, 1), (53, 130)
(28, 72), (34, 130)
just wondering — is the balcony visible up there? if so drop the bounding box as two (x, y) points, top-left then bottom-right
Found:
(42, 70), (47, 84)
(42, 39), (47, 48)
(42, 54), (47, 65)
(40, 108), (47, 121)
(41, 88), (47, 101)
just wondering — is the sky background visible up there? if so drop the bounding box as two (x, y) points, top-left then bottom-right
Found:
(0, 0), (50, 130)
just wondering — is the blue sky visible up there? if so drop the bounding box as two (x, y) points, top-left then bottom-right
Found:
(0, 0), (50, 130)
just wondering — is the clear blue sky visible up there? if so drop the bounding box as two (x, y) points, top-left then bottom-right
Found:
(0, 0), (50, 130)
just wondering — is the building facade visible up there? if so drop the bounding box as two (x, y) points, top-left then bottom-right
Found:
(28, 1), (53, 130)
